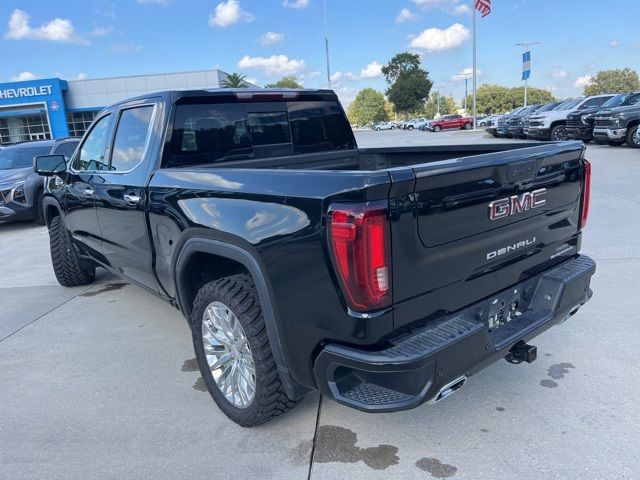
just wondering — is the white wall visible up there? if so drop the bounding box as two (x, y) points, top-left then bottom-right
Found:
(64, 69), (227, 110)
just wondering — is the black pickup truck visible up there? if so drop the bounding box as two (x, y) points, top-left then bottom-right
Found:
(34, 89), (595, 427)
(592, 91), (640, 147)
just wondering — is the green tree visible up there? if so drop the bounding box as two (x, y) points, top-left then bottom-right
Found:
(583, 68), (640, 95)
(464, 84), (555, 114)
(220, 72), (249, 88)
(423, 92), (457, 118)
(265, 76), (303, 88)
(347, 88), (390, 125)
(381, 52), (433, 115)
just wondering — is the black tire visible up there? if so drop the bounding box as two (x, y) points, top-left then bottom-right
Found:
(625, 125), (640, 148)
(550, 124), (568, 141)
(191, 274), (300, 427)
(463, 123), (472, 130)
(34, 189), (45, 225)
(49, 215), (95, 287)
(433, 125), (441, 132)
(408, 125), (414, 131)
(479, 122), (486, 127)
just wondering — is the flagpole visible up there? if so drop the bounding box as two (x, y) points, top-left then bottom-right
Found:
(324, 0), (331, 89)
(472, 3), (477, 129)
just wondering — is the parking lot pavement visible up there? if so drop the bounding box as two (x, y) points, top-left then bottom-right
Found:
(1, 133), (639, 480)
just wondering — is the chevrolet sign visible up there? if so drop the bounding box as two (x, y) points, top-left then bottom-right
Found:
(0, 85), (53, 100)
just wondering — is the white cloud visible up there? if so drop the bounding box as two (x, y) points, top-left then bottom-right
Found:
(11, 71), (37, 81)
(412, 0), (469, 15)
(410, 23), (470, 53)
(4, 9), (88, 44)
(305, 70), (321, 78)
(282, 0), (309, 9)
(209, 0), (254, 28)
(137, 0), (172, 5)
(335, 86), (358, 107)
(609, 40), (621, 48)
(551, 70), (568, 78)
(91, 26), (113, 36)
(452, 4), (470, 14)
(238, 54), (305, 76)
(395, 8), (416, 23)
(107, 42), (142, 53)
(244, 77), (259, 85)
(573, 75), (592, 89)
(259, 31), (284, 45)
(76, 72), (88, 80)
(452, 67), (482, 81)
(358, 61), (383, 79)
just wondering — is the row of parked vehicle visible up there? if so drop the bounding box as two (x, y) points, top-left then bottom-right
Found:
(373, 114), (475, 132)
(485, 91), (640, 148)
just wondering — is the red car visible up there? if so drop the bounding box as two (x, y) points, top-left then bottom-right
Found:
(428, 114), (473, 132)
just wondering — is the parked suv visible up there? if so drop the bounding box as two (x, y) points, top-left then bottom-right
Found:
(0, 138), (79, 224)
(592, 91), (640, 147)
(527, 95), (613, 141)
(566, 93), (633, 143)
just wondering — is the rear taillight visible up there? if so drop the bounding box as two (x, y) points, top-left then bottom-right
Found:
(327, 201), (391, 311)
(579, 160), (591, 230)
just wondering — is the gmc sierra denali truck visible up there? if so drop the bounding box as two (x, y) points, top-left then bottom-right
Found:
(34, 89), (595, 427)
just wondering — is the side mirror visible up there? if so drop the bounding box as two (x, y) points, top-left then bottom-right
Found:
(34, 154), (67, 176)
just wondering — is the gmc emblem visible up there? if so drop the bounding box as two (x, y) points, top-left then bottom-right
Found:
(488, 188), (547, 221)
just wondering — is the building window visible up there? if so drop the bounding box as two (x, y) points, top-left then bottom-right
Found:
(0, 114), (51, 145)
(66, 111), (100, 138)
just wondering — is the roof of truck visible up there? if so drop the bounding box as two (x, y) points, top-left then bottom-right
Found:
(110, 88), (339, 108)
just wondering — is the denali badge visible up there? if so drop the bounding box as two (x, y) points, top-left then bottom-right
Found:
(486, 237), (536, 260)
(488, 188), (547, 220)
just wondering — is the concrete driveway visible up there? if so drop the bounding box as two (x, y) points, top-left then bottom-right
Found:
(1, 132), (639, 479)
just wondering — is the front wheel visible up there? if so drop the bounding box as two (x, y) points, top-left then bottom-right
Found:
(407, 125), (414, 131)
(191, 274), (300, 427)
(625, 125), (640, 148)
(550, 125), (568, 141)
(433, 125), (441, 132)
(49, 215), (95, 287)
(463, 123), (472, 130)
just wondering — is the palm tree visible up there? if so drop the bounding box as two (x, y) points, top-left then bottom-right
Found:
(220, 72), (249, 88)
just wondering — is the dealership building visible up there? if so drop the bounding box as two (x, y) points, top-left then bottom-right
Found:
(0, 69), (233, 145)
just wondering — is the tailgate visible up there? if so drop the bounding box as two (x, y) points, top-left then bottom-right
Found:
(390, 142), (587, 331)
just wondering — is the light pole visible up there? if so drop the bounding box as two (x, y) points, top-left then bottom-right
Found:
(457, 72), (473, 115)
(324, 0), (331, 89)
(515, 42), (540, 107)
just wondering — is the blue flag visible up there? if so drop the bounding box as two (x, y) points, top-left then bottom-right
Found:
(522, 51), (531, 80)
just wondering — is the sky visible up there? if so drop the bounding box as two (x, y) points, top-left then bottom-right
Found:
(1, 0), (639, 106)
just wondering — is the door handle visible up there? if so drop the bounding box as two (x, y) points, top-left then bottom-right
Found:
(83, 187), (95, 195)
(123, 194), (141, 204)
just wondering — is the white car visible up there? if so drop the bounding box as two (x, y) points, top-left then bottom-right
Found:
(527, 95), (613, 141)
(372, 122), (394, 131)
(403, 118), (427, 130)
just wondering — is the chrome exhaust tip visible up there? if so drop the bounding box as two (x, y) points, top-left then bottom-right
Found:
(430, 376), (467, 404)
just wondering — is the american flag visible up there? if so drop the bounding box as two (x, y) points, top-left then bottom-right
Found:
(474, 0), (491, 17)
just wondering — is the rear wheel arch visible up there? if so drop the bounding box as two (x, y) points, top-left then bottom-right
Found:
(173, 234), (303, 400)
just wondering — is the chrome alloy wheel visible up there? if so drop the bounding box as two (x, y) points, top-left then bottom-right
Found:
(201, 301), (256, 408)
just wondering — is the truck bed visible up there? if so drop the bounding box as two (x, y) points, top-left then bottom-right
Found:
(176, 142), (552, 172)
